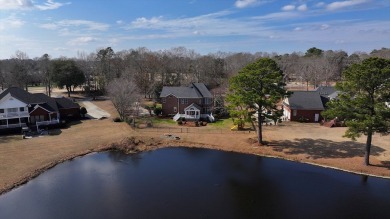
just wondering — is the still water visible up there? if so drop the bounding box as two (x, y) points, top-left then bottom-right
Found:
(1, 148), (389, 219)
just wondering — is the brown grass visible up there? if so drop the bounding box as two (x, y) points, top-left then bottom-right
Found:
(0, 97), (389, 195)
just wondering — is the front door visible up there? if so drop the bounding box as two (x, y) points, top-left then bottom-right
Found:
(314, 113), (319, 122)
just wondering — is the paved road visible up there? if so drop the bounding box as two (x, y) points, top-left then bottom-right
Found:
(80, 101), (111, 119)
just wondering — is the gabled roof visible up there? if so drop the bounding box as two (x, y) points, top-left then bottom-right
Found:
(0, 87), (79, 112)
(55, 97), (79, 109)
(285, 91), (325, 110)
(193, 83), (213, 98)
(184, 103), (202, 111)
(315, 86), (336, 97)
(0, 87), (33, 104)
(160, 83), (212, 98)
(32, 93), (59, 111)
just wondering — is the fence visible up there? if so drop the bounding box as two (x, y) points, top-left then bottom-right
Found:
(134, 126), (253, 134)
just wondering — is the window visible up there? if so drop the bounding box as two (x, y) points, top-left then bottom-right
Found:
(0, 109), (4, 114)
(180, 98), (188, 104)
(7, 108), (17, 113)
(293, 110), (297, 116)
(204, 98), (212, 104)
(173, 107), (177, 113)
(20, 107), (25, 112)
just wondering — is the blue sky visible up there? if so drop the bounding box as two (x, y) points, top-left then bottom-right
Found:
(0, 0), (389, 59)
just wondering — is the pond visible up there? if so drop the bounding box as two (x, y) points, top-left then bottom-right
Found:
(0, 148), (389, 219)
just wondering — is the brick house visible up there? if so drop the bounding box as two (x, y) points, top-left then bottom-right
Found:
(160, 83), (214, 121)
(283, 86), (337, 122)
(0, 87), (80, 130)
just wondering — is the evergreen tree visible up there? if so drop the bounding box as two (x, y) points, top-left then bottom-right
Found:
(322, 57), (390, 165)
(227, 58), (289, 144)
(51, 59), (85, 97)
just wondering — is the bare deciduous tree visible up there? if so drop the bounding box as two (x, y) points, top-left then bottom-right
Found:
(107, 78), (140, 121)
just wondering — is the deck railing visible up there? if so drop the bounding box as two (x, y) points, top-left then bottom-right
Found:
(36, 120), (60, 126)
(0, 112), (29, 119)
(0, 123), (27, 129)
(134, 126), (253, 134)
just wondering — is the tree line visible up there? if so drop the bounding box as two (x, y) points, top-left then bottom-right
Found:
(1, 47), (389, 98)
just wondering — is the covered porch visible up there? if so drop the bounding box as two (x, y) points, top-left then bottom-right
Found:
(184, 103), (201, 120)
(0, 117), (28, 129)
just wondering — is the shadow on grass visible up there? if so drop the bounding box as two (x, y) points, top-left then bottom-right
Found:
(371, 161), (390, 170)
(269, 138), (386, 160)
(60, 120), (82, 129)
(0, 135), (18, 144)
(49, 129), (62, 135)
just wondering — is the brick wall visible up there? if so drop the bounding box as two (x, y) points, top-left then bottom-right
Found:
(161, 95), (213, 116)
(290, 109), (323, 122)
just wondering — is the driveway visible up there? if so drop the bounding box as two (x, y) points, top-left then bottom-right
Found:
(81, 100), (111, 119)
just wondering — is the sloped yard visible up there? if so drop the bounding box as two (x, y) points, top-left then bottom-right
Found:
(1, 98), (389, 195)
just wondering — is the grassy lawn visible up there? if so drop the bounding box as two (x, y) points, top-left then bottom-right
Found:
(207, 118), (234, 129)
(135, 116), (254, 131)
(134, 116), (176, 127)
(151, 117), (176, 125)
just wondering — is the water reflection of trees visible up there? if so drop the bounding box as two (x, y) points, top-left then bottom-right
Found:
(210, 152), (282, 218)
(107, 151), (143, 167)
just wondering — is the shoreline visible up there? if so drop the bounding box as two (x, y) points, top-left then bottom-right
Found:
(1, 99), (389, 196)
(1, 135), (389, 196)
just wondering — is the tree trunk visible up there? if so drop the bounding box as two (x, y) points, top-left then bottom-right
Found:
(48, 82), (51, 97)
(257, 108), (263, 145)
(66, 86), (71, 97)
(364, 131), (372, 166)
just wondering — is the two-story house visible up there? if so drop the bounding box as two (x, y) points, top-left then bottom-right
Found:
(0, 87), (80, 130)
(160, 83), (214, 122)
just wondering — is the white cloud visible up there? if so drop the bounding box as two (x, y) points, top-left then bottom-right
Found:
(131, 17), (162, 28)
(320, 24), (330, 30)
(235, 0), (259, 8)
(0, 0), (69, 11)
(68, 36), (97, 46)
(125, 11), (272, 39)
(36, 0), (70, 10)
(297, 4), (308, 11)
(253, 11), (301, 20)
(282, 5), (295, 11)
(326, 0), (369, 11)
(0, 16), (25, 30)
(316, 2), (326, 7)
(40, 19), (109, 31)
(0, 0), (33, 10)
(40, 23), (58, 30)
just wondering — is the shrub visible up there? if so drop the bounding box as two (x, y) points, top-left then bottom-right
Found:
(113, 117), (122, 122)
(153, 106), (162, 115)
(80, 107), (87, 118)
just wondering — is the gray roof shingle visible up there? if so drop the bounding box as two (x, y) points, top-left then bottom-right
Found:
(55, 97), (79, 109)
(0, 87), (79, 112)
(160, 83), (212, 98)
(286, 91), (325, 110)
(315, 86), (336, 97)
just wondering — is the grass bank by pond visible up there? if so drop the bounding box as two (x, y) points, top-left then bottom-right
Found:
(1, 99), (389, 196)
